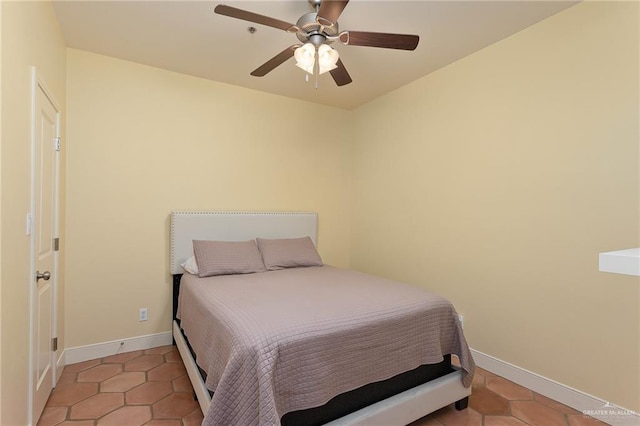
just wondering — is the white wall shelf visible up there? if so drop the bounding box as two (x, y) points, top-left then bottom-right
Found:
(598, 248), (640, 276)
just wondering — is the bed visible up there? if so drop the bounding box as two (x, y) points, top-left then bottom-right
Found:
(170, 211), (475, 426)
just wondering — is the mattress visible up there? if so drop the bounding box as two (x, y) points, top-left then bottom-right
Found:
(177, 265), (475, 426)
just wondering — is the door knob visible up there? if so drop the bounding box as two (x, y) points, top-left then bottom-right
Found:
(36, 271), (51, 282)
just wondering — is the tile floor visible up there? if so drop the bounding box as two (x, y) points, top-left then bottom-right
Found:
(37, 345), (203, 426)
(38, 346), (608, 426)
(409, 363), (608, 426)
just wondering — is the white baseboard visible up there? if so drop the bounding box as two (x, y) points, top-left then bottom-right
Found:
(64, 331), (173, 365)
(471, 348), (639, 426)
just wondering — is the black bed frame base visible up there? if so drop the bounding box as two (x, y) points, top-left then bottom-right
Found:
(455, 397), (469, 410)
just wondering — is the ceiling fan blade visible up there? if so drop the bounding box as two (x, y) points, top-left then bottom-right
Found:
(250, 46), (297, 77)
(340, 31), (419, 50)
(214, 4), (296, 32)
(316, 0), (350, 27)
(329, 58), (352, 86)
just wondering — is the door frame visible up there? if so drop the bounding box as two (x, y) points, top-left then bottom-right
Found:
(28, 67), (61, 426)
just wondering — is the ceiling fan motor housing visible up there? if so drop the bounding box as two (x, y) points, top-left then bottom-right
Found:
(295, 12), (338, 45)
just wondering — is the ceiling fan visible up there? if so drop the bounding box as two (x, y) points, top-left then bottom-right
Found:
(214, 0), (420, 87)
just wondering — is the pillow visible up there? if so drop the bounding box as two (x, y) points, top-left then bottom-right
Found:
(192, 240), (266, 277)
(180, 256), (199, 275)
(256, 237), (323, 270)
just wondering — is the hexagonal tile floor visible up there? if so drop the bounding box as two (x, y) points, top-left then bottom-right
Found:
(409, 361), (609, 426)
(38, 348), (608, 426)
(37, 346), (203, 426)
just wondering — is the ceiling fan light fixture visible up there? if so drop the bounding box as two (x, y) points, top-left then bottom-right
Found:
(294, 42), (339, 75)
(317, 43), (339, 73)
(294, 43), (316, 74)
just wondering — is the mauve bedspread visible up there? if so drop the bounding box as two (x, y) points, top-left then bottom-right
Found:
(177, 266), (475, 426)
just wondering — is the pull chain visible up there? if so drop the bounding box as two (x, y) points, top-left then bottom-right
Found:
(314, 48), (319, 89)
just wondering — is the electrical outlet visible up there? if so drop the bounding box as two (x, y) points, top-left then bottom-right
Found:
(139, 308), (148, 321)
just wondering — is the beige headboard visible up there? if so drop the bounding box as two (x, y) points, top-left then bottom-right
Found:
(170, 211), (318, 274)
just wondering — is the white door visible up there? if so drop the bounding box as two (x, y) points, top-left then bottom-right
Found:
(30, 70), (60, 425)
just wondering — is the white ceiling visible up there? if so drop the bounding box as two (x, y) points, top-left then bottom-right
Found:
(53, 0), (578, 110)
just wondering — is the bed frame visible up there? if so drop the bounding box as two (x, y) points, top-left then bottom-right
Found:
(170, 211), (471, 425)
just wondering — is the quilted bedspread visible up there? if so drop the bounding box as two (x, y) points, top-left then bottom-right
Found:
(177, 266), (475, 426)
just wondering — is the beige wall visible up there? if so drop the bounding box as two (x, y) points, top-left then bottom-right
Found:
(0, 1), (67, 424)
(351, 1), (639, 411)
(65, 49), (353, 347)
